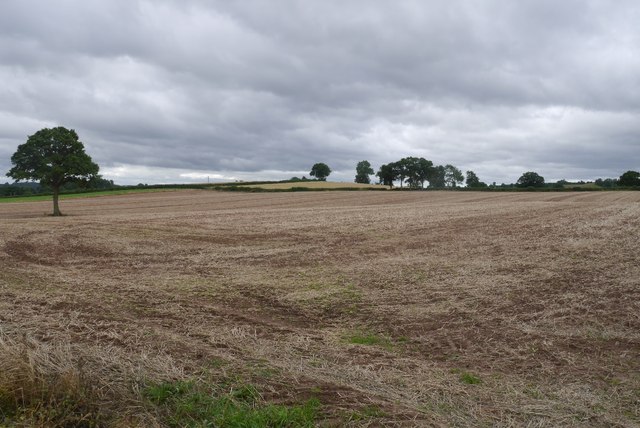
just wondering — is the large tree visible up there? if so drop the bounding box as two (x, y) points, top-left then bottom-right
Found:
(354, 160), (374, 184)
(465, 170), (480, 187)
(309, 162), (331, 181)
(7, 127), (99, 216)
(465, 170), (487, 188)
(444, 164), (464, 188)
(427, 165), (446, 188)
(376, 163), (397, 188)
(417, 158), (434, 189)
(618, 170), (640, 187)
(400, 157), (420, 189)
(517, 171), (545, 188)
(393, 159), (408, 188)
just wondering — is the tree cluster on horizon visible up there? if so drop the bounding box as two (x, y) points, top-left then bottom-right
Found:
(369, 157), (473, 189)
(309, 162), (331, 181)
(349, 158), (639, 191)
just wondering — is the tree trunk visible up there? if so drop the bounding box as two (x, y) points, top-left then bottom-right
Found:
(52, 186), (62, 216)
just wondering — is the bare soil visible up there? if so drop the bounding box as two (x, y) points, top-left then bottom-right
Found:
(1, 190), (639, 426)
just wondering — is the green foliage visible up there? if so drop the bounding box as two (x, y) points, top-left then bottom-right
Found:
(0, 182), (37, 196)
(376, 163), (397, 187)
(346, 332), (393, 349)
(465, 170), (487, 188)
(618, 170), (640, 187)
(8, 127), (99, 187)
(517, 171), (545, 188)
(444, 164), (464, 188)
(465, 170), (479, 187)
(144, 380), (320, 427)
(428, 165), (447, 188)
(459, 372), (482, 385)
(7, 127), (99, 215)
(393, 159), (408, 187)
(377, 157), (434, 188)
(595, 178), (617, 188)
(309, 163), (331, 181)
(60, 175), (115, 191)
(355, 160), (374, 184)
(374, 159), (470, 189)
(401, 157), (433, 188)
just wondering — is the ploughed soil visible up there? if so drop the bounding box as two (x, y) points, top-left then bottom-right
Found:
(1, 190), (639, 426)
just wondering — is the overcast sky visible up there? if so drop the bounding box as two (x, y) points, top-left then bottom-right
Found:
(1, 0), (639, 185)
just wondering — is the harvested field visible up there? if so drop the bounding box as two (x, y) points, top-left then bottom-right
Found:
(0, 190), (639, 426)
(235, 181), (386, 190)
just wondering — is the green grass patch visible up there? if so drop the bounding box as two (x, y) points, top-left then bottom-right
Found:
(0, 188), (177, 203)
(345, 331), (393, 349)
(143, 379), (320, 427)
(450, 368), (482, 385)
(459, 372), (482, 385)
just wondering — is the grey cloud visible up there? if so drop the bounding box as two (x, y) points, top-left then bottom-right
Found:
(1, 0), (639, 185)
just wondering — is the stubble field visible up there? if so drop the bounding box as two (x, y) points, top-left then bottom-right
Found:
(0, 190), (639, 426)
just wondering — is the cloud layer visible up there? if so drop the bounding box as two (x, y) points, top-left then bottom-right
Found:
(1, 0), (639, 184)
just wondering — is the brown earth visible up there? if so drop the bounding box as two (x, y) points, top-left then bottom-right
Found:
(1, 190), (639, 426)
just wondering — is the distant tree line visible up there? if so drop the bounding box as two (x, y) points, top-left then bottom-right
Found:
(1, 176), (116, 197)
(370, 157), (459, 188)
(364, 157), (478, 189)
(510, 170), (640, 189)
(345, 158), (640, 190)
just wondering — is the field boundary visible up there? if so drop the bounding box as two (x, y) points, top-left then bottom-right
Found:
(2, 180), (639, 203)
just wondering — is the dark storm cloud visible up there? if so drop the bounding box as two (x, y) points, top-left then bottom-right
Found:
(1, 0), (638, 184)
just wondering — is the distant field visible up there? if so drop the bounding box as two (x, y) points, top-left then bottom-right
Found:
(235, 180), (387, 190)
(0, 190), (638, 426)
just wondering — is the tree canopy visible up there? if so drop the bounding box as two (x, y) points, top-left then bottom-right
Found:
(354, 160), (374, 184)
(444, 164), (464, 188)
(465, 170), (480, 187)
(7, 127), (99, 216)
(376, 163), (396, 187)
(309, 163), (331, 181)
(376, 157), (434, 188)
(517, 171), (545, 188)
(427, 165), (446, 188)
(465, 170), (487, 188)
(618, 170), (640, 187)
